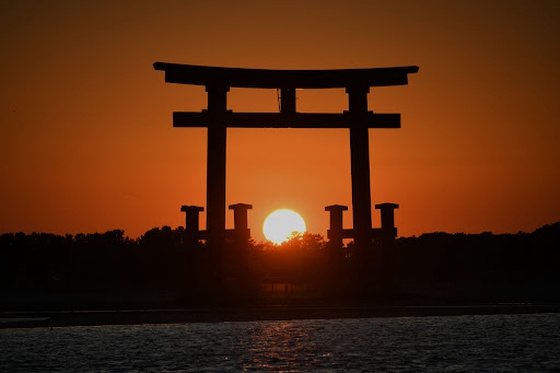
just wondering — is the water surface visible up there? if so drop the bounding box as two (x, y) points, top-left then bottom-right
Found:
(1, 313), (559, 372)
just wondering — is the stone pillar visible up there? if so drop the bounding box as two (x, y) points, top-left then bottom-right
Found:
(375, 203), (399, 241)
(205, 85), (229, 251)
(347, 85), (373, 253)
(181, 205), (204, 248)
(325, 204), (348, 251)
(228, 203), (253, 242)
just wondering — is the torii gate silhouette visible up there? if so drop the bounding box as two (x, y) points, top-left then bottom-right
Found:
(154, 62), (418, 253)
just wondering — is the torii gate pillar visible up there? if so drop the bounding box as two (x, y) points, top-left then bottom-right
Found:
(205, 85), (229, 250)
(347, 86), (373, 251)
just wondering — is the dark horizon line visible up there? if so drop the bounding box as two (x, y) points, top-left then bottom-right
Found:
(2, 221), (558, 240)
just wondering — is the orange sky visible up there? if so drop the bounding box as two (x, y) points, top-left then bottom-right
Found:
(1, 0), (559, 241)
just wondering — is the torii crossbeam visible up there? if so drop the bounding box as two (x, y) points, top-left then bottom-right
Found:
(154, 62), (418, 252)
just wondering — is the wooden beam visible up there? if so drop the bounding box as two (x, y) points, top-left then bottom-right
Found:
(280, 87), (296, 113)
(347, 86), (373, 252)
(205, 86), (228, 251)
(172, 112), (400, 129)
(153, 62), (419, 89)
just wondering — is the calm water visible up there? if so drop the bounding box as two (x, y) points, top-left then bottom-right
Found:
(1, 313), (559, 372)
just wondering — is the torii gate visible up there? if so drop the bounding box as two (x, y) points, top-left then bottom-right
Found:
(153, 62), (418, 252)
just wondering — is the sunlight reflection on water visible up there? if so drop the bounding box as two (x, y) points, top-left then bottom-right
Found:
(1, 313), (560, 372)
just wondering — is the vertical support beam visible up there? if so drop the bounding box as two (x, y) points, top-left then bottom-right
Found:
(181, 205), (204, 248)
(346, 85), (373, 253)
(325, 204), (348, 251)
(206, 85), (229, 250)
(228, 203), (253, 242)
(280, 87), (296, 113)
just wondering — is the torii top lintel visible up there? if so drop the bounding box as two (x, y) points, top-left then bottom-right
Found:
(153, 62), (419, 89)
(153, 62), (419, 129)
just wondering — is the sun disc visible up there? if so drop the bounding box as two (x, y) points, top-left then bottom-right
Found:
(263, 209), (306, 244)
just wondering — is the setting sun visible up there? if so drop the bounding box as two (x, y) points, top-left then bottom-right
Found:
(263, 209), (306, 244)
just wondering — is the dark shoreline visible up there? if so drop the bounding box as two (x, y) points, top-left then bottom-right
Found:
(2, 304), (559, 329)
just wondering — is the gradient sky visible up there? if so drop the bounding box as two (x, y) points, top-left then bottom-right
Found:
(1, 0), (559, 241)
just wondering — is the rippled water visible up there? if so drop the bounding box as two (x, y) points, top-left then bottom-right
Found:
(1, 313), (559, 372)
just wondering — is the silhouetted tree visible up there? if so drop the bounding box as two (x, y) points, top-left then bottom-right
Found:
(1, 222), (558, 309)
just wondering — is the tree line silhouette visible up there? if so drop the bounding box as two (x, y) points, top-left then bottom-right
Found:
(1, 223), (559, 310)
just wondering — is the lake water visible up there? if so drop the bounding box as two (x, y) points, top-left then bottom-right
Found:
(1, 313), (559, 372)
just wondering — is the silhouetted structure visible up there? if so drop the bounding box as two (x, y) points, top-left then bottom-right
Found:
(181, 202), (253, 249)
(154, 63), (418, 252)
(375, 203), (399, 245)
(325, 203), (400, 251)
(181, 205), (204, 248)
(325, 204), (348, 252)
(229, 203), (252, 243)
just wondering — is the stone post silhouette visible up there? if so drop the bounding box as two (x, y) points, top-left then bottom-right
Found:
(181, 205), (204, 248)
(375, 203), (399, 242)
(228, 203), (253, 243)
(325, 204), (348, 252)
